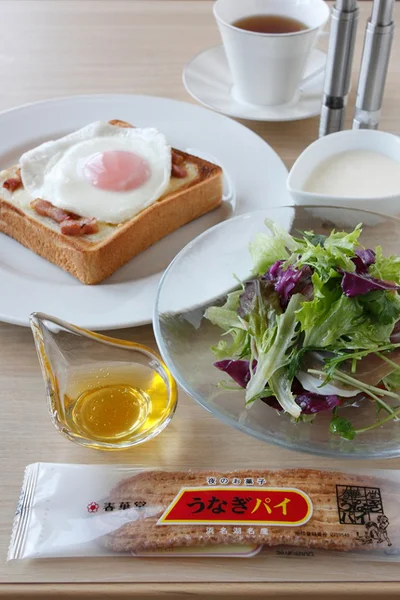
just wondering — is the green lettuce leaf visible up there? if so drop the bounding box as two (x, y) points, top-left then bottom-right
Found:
(250, 219), (299, 275)
(206, 290), (249, 359)
(383, 369), (400, 392)
(357, 289), (400, 325)
(205, 307), (245, 331)
(293, 225), (362, 281)
(222, 289), (243, 311)
(296, 273), (397, 350)
(345, 320), (393, 349)
(301, 231), (327, 247)
(369, 245), (400, 285)
(269, 368), (300, 417)
(323, 224), (362, 253)
(211, 329), (249, 361)
(204, 290), (243, 330)
(295, 273), (355, 347)
(245, 294), (302, 407)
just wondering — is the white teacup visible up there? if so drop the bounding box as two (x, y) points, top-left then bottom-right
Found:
(214, 0), (330, 107)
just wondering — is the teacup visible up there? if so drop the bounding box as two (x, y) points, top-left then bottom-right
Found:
(213, 0), (330, 106)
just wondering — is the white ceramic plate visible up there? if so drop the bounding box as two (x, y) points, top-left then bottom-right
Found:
(183, 45), (326, 122)
(0, 94), (289, 330)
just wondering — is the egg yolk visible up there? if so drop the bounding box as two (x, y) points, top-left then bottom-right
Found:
(83, 150), (151, 192)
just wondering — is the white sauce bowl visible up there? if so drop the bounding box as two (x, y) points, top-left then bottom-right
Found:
(287, 130), (400, 218)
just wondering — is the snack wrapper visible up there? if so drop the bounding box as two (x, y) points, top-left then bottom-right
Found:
(8, 463), (400, 560)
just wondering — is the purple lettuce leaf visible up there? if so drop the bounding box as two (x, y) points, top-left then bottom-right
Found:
(292, 379), (341, 414)
(214, 359), (252, 387)
(260, 396), (283, 411)
(214, 362), (341, 415)
(214, 359), (282, 410)
(341, 270), (400, 297)
(268, 260), (284, 278)
(263, 261), (313, 308)
(237, 278), (274, 318)
(352, 249), (376, 273)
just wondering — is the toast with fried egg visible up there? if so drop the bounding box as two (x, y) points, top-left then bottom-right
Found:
(0, 119), (223, 284)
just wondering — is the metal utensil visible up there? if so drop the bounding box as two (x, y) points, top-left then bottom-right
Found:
(319, 0), (359, 137)
(353, 0), (395, 129)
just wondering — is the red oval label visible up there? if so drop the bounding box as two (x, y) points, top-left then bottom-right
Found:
(158, 486), (312, 526)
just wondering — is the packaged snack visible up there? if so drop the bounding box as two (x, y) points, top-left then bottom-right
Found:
(8, 463), (400, 560)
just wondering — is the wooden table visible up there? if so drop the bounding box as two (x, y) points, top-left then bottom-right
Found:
(1, 1), (400, 598)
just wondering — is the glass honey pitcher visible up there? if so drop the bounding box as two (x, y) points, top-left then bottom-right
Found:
(30, 313), (177, 450)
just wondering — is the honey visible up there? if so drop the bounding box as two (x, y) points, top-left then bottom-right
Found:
(69, 385), (149, 442)
(59, 362), (173, 447)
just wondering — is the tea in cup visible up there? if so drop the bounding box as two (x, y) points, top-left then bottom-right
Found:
(213, 0), (330, 106)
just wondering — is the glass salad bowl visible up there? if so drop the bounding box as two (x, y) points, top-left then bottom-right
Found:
(153, 206), (400, 458)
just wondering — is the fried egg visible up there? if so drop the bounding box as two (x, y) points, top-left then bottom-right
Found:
(20, 121), (172, 224)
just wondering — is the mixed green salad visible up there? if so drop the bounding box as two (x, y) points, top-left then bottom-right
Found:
(205, 220), (400, 440)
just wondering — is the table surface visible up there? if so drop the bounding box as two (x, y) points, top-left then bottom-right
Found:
(1, 1), (400, 598)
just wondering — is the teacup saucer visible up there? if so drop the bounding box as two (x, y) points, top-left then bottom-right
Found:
(183, 45), (326, 122)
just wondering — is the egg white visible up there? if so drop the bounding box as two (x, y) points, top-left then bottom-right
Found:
(20, 122), (172, 224)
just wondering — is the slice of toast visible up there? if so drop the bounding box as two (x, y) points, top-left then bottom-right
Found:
(0, 120), (223, 284)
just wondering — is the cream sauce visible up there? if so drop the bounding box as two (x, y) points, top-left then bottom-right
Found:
(302, 150), (400, 198)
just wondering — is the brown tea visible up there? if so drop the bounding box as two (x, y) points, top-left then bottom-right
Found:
(232, 14), (308, 34)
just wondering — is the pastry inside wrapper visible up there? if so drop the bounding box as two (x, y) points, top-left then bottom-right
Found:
(8, 463), (400, 561)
